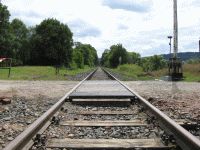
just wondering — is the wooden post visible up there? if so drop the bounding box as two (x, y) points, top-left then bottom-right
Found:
(8, 58), (12, 78)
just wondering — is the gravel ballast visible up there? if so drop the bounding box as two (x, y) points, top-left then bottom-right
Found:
(0, 80), (200, 148)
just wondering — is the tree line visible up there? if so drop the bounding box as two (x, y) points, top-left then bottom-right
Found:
(101, 44), (167, 72)
(0, 3), (98, 68)
(1, 3), (167, 71)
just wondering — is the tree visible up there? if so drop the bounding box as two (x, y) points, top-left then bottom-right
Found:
(101, 49), (110, 67)
(149, 55), (166, 71)
(140, 55), (167, 72)
(74, 43), (98, 67)
(72, 48), (84, 69)
(0, 3), (12, 57)
(101, 44), (129, 68)
(109, 44), (128, 68)
(30, 18), (73, 66)
(127, 52), (141, 65)
(10, 18), (28, 63)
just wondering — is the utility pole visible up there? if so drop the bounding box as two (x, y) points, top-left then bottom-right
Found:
(168, 0), (183, 80)
(199, 38), (200, 53)
(173, 0), (178, 58)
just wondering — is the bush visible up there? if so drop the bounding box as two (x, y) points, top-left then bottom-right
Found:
(69, 61), (78, 70)
(116, 64), (145, 79)
(140, 55), (167, 72)
(12, 59), (23, 66)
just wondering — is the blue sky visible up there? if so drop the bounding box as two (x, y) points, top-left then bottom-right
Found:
(3, 0), (200, 57)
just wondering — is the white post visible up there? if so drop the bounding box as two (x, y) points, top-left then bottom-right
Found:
(173, 0), (178, 58)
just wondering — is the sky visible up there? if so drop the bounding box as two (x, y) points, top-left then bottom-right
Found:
(2, 0), (200, 57)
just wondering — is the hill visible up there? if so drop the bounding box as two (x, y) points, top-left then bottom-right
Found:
(162, 52), (200, 61)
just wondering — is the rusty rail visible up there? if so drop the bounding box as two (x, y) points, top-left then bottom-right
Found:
(3, 68), (97, 150)
(103, 68), (200, 150)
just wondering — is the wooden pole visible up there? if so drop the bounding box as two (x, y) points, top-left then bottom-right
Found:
(8, 58), (12, 78)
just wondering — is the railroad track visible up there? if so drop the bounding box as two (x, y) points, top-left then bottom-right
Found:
(4, 68), (200, 150)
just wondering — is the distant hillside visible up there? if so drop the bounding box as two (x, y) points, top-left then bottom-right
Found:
(162, 52), (200, 61)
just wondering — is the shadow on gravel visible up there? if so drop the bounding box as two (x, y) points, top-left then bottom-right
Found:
(72, 100), (131, 107)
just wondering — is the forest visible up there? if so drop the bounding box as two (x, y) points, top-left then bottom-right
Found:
(0, 3), (98, 69)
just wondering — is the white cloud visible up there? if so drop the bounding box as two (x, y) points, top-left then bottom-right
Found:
(2, 0), (200, 57)
(68, 19), (101, 38)
(102, 0), (153, 13)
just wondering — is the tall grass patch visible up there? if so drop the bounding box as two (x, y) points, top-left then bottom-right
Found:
(112, 64), (153, 80)
(0, 66), (93, 80)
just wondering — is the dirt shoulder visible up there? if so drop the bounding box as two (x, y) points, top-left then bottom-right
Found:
(126, 81), (200, 121)
(0, 80), (78, 148)
(0, 80), (78, 99)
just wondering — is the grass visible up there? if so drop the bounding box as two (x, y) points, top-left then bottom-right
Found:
(109, 63), (200, 82)
(0, 63), (199, 81)
(110, 64), (153, 80)
(183, 63), (200, 82)
(0, 66), (94, 80)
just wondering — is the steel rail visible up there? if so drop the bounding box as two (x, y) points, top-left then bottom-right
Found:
(102, 68), (200, 150)
(3, 68), (97, 150)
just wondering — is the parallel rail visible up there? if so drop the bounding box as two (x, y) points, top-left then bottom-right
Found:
(3, 67), (200, 150)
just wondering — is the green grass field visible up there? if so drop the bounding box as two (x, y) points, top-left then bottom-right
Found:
(0, 66), (94, 80)
(110, 63), (200, 82)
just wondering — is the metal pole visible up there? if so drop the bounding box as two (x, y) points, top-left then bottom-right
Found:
(170, 38), (172, 54)
(173, 0), (178, 58)
(168, 36), (172, 54)
(199, 39), (200, 53)
(199, 39), (200, 60)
